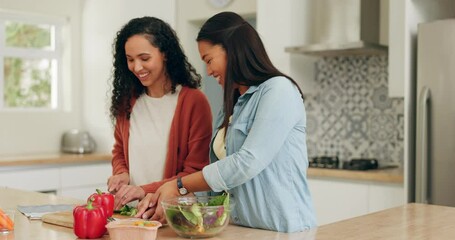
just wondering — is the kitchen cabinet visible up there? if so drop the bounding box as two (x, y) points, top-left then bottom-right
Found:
(0, 167), (60, 193)
(308, 178), (368, 225)
(0, 152), (112, 199)
(308, 178), (404, 225)
(0, 162), (111, 200)
(368, 183), (404, 213)
(58, 163), (111, 200)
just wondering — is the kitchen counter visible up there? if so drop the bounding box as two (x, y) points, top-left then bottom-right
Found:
(308, 167), (404, 184)
(315, 203), (455, 239)
(0, 152), (111, 167)
(1, 187), (455, 240)
(0, 153), (403, 184)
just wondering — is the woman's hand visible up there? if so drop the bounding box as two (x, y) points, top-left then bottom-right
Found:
(135, 193), (157, 219)
(107, 172), (129, 194)
(151, 180), (181, 223)
(136, 180), (180, 223)
(113, 185), (146, 210)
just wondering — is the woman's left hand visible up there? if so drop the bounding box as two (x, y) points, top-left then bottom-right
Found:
(113, 185), (145, 210)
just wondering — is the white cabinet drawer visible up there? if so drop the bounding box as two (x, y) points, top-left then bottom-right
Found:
(308, 179), (369, 225)
(308, 177), (405, 226)
(59, 184), (108, 200)
(0, 168), (59, 192)
(60, 163), (111, 188)
(368, 183), (404, 213)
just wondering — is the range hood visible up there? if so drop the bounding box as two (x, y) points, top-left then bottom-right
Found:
(286, 0), (388, 56)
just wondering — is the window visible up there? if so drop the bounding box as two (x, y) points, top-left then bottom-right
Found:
(0, 11), (65, 110)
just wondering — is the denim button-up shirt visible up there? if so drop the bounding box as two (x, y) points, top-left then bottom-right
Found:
(202, 76), (317, 232)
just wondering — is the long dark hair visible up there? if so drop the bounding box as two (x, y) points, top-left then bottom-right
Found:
(110, 16), (201, 121)
(196, 11), (303, 131)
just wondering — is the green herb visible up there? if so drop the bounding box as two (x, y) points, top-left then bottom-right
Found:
(208, 193), (228, 206)
(114, 205), (138, 216)
(214, 193), (229, 226)
(179, 205), (199, 226)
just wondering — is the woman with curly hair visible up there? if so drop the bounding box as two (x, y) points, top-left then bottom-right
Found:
(107, 16), (212, 209)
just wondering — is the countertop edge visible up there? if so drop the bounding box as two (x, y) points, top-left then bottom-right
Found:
(0, 152), (111, 167)
(307, 167), (404, 184)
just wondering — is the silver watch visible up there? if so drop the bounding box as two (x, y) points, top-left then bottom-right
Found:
(177, 177), (188, 195)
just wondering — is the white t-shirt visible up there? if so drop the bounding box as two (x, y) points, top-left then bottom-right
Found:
(128, 85), (181, 186)
(212, 116), (231, 160)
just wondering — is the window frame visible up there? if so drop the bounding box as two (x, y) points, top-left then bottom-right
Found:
(0, 10), (66, 111)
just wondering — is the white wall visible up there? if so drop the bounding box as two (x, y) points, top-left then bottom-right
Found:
(175, 0), (256, 119)
(81, 0), (176, 153)
(0, 0), (82, 155)
(257, 0), (317, 95)
(176, 0), (256, 87)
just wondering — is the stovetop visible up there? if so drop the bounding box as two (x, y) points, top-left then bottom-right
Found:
(309, 156), (382, 171)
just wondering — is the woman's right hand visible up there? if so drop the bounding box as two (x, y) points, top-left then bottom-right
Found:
(139, 180), (181, 223)
(107, 172), (129, 194)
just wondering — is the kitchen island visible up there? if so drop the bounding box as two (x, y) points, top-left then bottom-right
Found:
(1, 187), (455, 240)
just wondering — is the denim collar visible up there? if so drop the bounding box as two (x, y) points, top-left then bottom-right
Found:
(240, 84), (259, 97)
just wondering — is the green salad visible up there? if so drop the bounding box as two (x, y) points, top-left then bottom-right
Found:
(164, 193), (230, 237)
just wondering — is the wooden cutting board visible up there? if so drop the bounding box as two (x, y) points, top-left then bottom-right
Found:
(42, 211), (133, 228)
(42, 211), (74, 228)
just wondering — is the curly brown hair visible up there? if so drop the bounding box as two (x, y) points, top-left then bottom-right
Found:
(110, 16), (201, 121)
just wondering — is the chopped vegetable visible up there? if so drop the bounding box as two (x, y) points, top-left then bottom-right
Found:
(114, 205), (138, 217)
(0, 208), (14, 231)
(133, 220), (159, 227)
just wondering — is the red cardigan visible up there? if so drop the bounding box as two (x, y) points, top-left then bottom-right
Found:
(111, 87), (212, 193)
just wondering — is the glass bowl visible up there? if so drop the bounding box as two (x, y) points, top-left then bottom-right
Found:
(161, 194), (232, 238)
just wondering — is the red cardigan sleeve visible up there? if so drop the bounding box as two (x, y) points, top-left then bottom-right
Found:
(178, 90), (212, 174)
(111, 116), (129, 175)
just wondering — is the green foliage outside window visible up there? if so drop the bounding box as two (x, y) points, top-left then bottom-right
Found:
(5, 22), (51, 49)
(3, 21), (53, 108)
(4, 58), (51, 107)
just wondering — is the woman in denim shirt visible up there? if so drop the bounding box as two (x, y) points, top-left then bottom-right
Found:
(137, 11), (317, 233)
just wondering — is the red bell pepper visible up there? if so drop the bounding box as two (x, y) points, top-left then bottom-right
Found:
(89, 189), (114, 217)
(73, 198), (107, 239)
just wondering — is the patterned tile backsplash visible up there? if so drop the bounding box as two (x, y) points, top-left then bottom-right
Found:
(305, 55), (404, 166)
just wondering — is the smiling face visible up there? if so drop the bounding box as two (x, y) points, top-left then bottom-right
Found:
(125, 34), (168, 96)
(198, 40), (227, 88)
